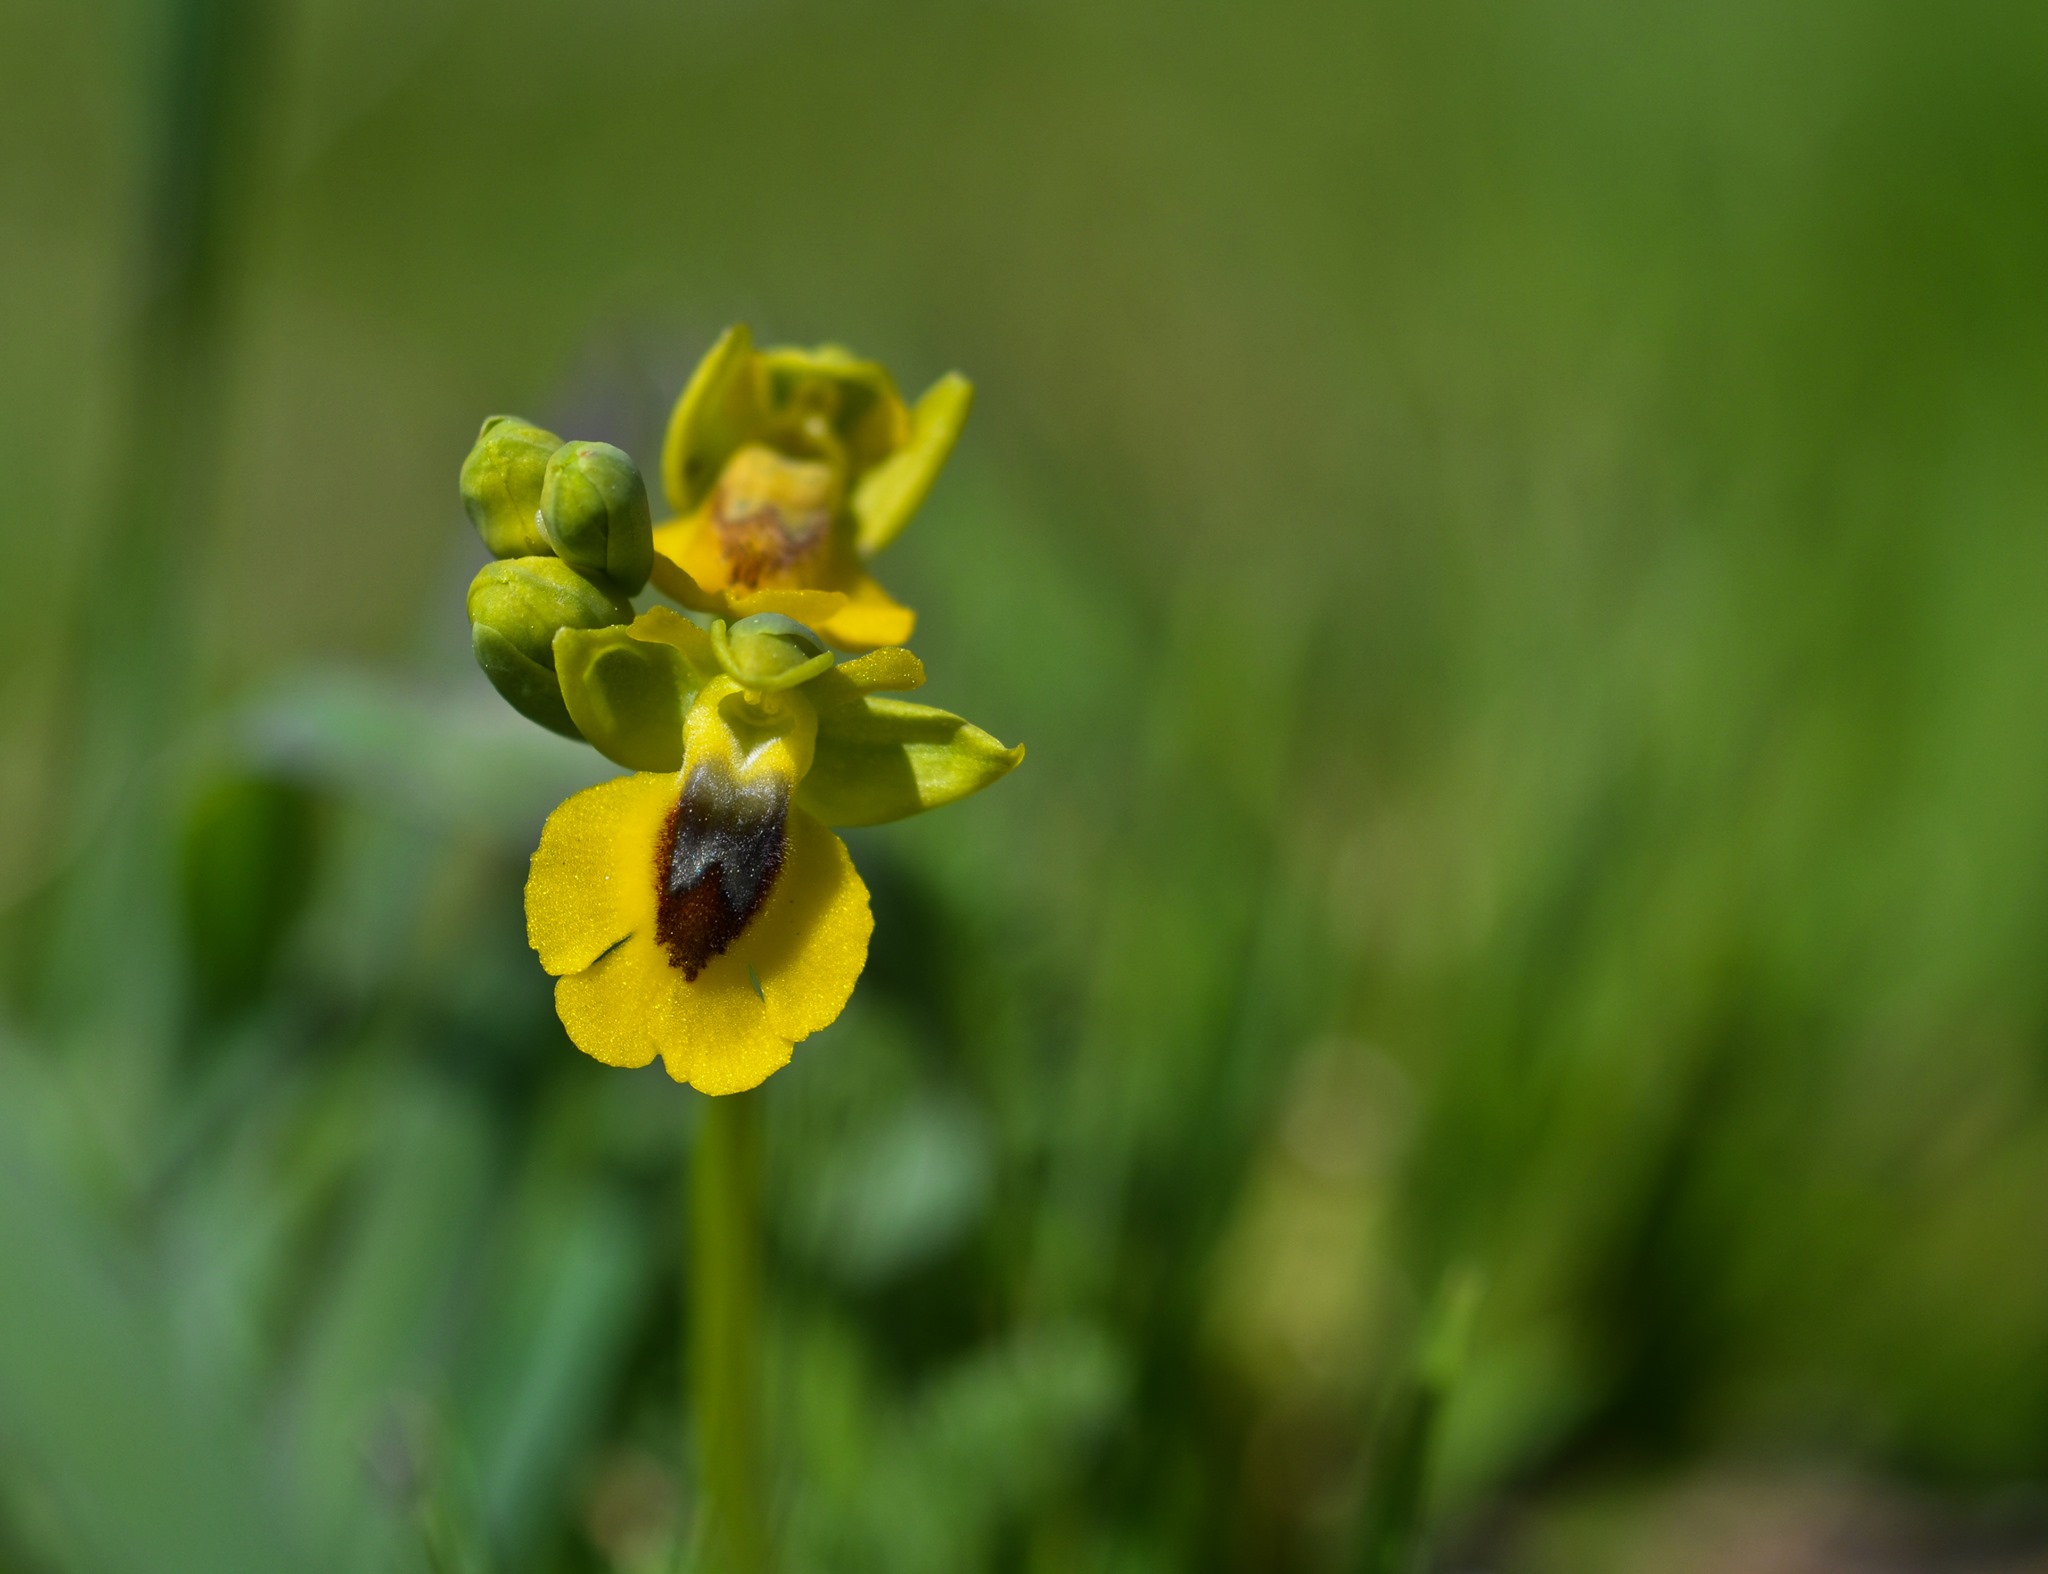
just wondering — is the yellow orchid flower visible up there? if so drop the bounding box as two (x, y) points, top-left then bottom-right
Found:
(526, 609), (1021, 1093)
(649, 326), (973, 651)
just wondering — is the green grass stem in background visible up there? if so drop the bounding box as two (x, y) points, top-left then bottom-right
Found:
(39, 0), (276, 1052)
(1351, 1272), (1482, 1574)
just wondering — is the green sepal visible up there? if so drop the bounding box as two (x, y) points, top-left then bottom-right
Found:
(540, 440), (653, 594)
(756, 344), (908, 473)
(554, 606), (722, 770)
(554, 629), (690, 770)
(852, 373), (972, 557)
(797, 695), (1023, 827)
(460, 415), (560, 558)
(661, 324), (762, 516)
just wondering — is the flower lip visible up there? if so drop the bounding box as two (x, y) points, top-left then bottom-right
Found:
(656, 764), (788, 980)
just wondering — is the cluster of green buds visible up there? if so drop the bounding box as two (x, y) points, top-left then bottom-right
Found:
(460, 417), (653, 735)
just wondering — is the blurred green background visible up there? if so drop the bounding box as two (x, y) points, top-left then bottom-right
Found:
(6, 0), (2048, 1569)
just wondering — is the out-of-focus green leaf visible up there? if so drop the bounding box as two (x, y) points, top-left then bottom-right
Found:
(0, 1051), (322, 1574)
(178, 773), (319, 1022)
(238, 673), (613, 846)
(279, 1072), (493, 1567)
(784, 1092), (989, 1286)
(786, 1321), (1127, 1574)
(457, 1174), (650, 1567)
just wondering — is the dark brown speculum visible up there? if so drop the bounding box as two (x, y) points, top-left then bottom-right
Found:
(654, 765), (789, 980)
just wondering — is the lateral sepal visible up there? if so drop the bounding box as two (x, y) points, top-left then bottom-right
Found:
(798, 694), (1023, 827)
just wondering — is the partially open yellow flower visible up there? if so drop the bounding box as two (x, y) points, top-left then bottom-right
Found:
(649, 326), (973, 651)
(526, 609), (1020, 1092)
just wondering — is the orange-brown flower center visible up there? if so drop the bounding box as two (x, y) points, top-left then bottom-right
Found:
(708, 444), (840, 589)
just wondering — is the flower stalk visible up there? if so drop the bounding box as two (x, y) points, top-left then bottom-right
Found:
(690, 1089), (768, 1574)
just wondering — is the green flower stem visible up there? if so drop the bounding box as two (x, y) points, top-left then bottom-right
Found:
(690, 1089), (768, 1574)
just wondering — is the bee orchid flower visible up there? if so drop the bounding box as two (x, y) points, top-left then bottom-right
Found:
(650, 326), (973, 650)
(528, 609), (1021, 1093)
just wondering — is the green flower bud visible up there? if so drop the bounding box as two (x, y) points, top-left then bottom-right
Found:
(461, 415), (561, 558)
(540, 440), (654, 595)
(714, 612), (833, 691)
(467, 557), (631, 736)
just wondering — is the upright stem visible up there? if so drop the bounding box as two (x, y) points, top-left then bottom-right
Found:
(689, 1089), (767, 1574)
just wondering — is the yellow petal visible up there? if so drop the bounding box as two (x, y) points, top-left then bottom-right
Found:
(816, 646), (925, 697)
(816, 570), (915, 650)
(660, 950), (797, 1093)
(650, 515), (731, 608)
(650, 515), (708, 572)
(552, 935), (666, 1069)
(741, 809), (872, 1044)
(648, 555), (711, 613)
(725, 586), (852, 627)
(552, 932), (793, 1089)
(626, 604), (719, 666)
(525, 773), (668, 976)
(851, 372), (973, 557)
